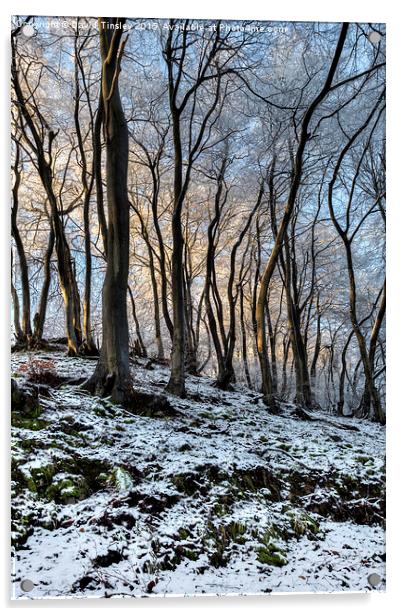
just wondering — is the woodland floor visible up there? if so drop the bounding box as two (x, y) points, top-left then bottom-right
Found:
(11, 351), (385, 599)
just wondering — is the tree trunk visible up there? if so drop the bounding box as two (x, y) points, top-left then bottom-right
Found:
(128, 285), (147, 358)
(11, 144), (31, 342)
(148, 163), (173, 340)
(328, 115), (386, 424)
(310, 297), (321, 406)
(11, 29), (82, 355)
(85, 17), (132, 403)
(266, 300), (278, 394)
(256, 23), (348, 406)
(11, 251), (23, 343)
(74, 39), (98, 355)
(239, 284), (252, 389)
(93, 94), (108, 257)
(33, 226), (55, 342)
(131, 202), (164, 359)
(283, 235), (312, 406)
(216, 186), (262, 390)
(165, 104), (186, 396)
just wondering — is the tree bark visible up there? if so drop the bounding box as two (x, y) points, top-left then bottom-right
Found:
(327, 99), (385, 424)
(11, 26), (82, 355)
(33, 225), (55, 342)
(11, 251), (23, 343)
(165, 108), (186, 396)
(11, 143), (31, 342)
(256, 23), (349, 407)
(74, 34), (98, 355)
(84, 17), (132, 403)
(128, 285), (147, 358)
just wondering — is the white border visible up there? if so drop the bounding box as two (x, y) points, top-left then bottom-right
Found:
(1, 2), (401, 614)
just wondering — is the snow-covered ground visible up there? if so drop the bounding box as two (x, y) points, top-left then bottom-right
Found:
(11, 352), (386, 599)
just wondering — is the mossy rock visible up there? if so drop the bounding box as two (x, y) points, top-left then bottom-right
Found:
(11, 379), (45, 429)
(199, 410), (216, 420)
(212, 501), (229, 517)
(92, 406), (108, 418)
(63, 456), (112, 491)
(56, 416), (93, 436)
(11, 379), (41, 416)
(254, 524), (288, 566)
(17, 461), (57, 494)
(13, 454), (111, 499)
(171, 465), (223, 496)
(172, 544), (200, 563)
(45, 473), (90, 503)
(277, 442), (292, 452)
(257, 544), (288, 567)
(18, 471), (37, 494)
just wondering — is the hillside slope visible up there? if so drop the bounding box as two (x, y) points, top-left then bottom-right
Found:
(11, 352), (385, 598)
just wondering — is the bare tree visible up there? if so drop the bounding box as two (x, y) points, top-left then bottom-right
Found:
(12, 21), (83, 355)
(84, 17), (132, 401)
(256, 23), (349, 407)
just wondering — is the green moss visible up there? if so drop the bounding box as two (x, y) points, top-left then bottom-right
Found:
(203, 520), (248, 568)
(256, 545), (287, 566)
(229, 467), (282, 501)
(12, 415), (49, 430)
(171, 473), (199, 495)
(287, 510), (320, 537)
(212, 502), (227, 517)
(97, 472), (109, 485)
(177, 527), (190, 540)
(356, 455), (371, 464)
(199, 410), (216, 420)
(14, 461), (56, 495)
(11, 395), (47, 430)
(45, 474), (89, 503)
(92, 406), (107, 417)
(30, 462), (57, 491)
(256, 525), (287, 565)
(204, 522), (230, 568)
(183, 549), (198, 561)
(99, 436), (115, 446)
(17, 438), (40, 452)
(277, 442), (292, 452)
(226, 521), (247, 544)
(259, 525), (282, 545)
(23, 474), (38, 493)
